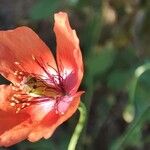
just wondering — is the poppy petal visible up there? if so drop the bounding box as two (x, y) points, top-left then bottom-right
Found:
(54, 12), (83, 94)
(0, 112), (33, 147)
(27, 92), (82, 142)
(0, 85), (12, 111)
(26, 100), (56, 122)
(0, 85), (33, 147)
(0, 27), (56, 84)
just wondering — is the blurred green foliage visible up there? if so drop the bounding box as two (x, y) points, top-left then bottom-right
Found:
(0, 0), (150, 150)
(30, 0), (61, 20)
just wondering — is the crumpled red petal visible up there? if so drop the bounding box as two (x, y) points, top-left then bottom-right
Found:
(54, 12), (83, 95)
(0, 27), (56, 84)
(27, 92), (82, 142)
(0, 85), (82, 147)
(0, 85), (55, 147)
(0, 85), (33, 147)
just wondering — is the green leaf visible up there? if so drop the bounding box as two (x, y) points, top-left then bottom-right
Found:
(81, 11), (103, 52)
(18, 139), (56, 150)
(86, 44), (116, 77)
(107, 69), (132, 91)
(134, 71), (150, 116)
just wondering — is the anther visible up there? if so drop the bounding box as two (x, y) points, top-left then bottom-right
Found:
(11, 97), (15, 101)
(14, 62), (20, 65)
(10, 102), (16, 107)
(21, 103), (26, 108)
(19, 72), (24, 75)
(16, 108), (21, 113)
(14, 99), (19, 104)
(32, 55), (35, 60)
(18, 76), (23, 79)
(14, 71), (19, 76)
(14, 83), (20, 87)
(12, 87), (17, 91)
(13, 94), (20, 97)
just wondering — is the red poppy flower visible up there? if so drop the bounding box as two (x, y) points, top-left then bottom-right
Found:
(0, 12), (83, 147)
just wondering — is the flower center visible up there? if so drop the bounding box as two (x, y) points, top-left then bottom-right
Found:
(10, 75), (65, 113)
(10, 56), (67, 114)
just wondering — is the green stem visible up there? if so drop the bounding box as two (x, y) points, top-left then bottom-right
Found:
(111, 106), (150, 150)
(68, 102), (87, 150)
(111, 63), (150, 150)
(129, 63), (150, 103)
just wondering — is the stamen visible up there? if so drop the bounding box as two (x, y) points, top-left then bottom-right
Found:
(32, 55), (36, 61)
(14, 62), (20, 65)
(17, 76), (22, 79)
(31, 56), (66, 93)
(19, 71), (24, 75)
(10, 56), (68, 114)
(14, 71), (18, 76)
(10, 102), (16, 107)
(14, 61), (27, 76)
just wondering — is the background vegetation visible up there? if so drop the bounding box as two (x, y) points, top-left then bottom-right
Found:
(0, 0), (150, 150)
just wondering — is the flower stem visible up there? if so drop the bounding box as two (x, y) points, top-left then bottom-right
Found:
(111, 63), (150, 150)
(68, 102), (87, 150)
